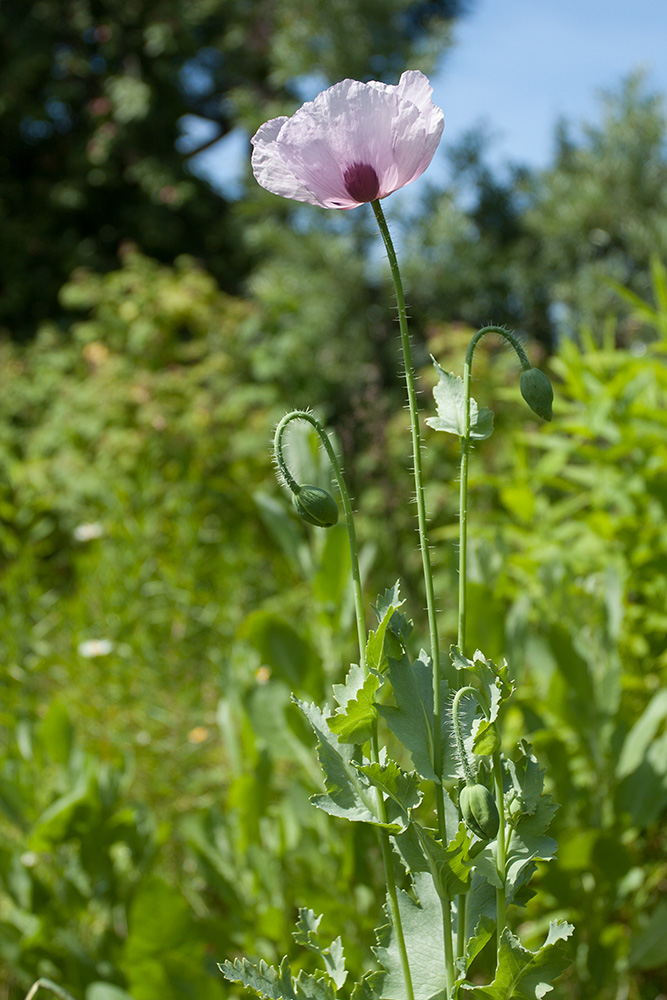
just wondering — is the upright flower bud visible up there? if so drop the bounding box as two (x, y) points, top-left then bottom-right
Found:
(520, 368), (553, 422)
(460, 782), (500, 841)
(293, 484), (339, 528)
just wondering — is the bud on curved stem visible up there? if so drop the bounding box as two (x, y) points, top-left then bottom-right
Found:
(451, 685), (500, 841)
(292, 484), (339, 527)
(458, 326), (554, 655)
(451, 685), (491, 784)
(459, 782), (500, 841)
(520, 367), (554, 421)
(273, 410), (366, 670)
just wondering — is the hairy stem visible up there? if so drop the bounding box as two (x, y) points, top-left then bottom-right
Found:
(274, 411), (366, 668)
(372, 734), (416, 1000)
(493, 750), (507, 950)
(372, 200), (454, 997)
(275, 409), (416, 1000)
(458, 326), (531, 657)
(458, 353), (472, 657)
(456, 325), (533, 962)
(452, 684), (489, 785)
(371, 200), (446, 830)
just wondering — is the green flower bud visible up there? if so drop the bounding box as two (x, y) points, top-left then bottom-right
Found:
(460, 783), (500, 841)
(520, 367), (553, 422)
(293, 485), (339, 528)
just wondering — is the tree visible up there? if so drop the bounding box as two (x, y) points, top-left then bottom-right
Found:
(1, 0), (469, 336)
(401, 74), (667, 349)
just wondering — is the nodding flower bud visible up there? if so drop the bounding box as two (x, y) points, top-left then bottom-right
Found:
(293, 485), (339, 528)
(520, 367), (553, 422)
(460, 782), (500, 841)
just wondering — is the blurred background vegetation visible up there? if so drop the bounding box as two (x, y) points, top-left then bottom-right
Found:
(1, 2), (667, 1000)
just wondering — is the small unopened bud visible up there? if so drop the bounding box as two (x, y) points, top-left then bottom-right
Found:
(520, 367), (553, 422)
(460, 783), (500, 841)
(293, 485), (339, 528)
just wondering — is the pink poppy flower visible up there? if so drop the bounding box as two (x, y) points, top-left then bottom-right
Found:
(251, 70), (444, 210)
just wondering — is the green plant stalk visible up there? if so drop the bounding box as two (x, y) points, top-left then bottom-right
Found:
(452, 683), (493, 959)
(458, 327), (529, 961)
(413, 824), (456, 999)
(440, 873), (456, 999)
(371, 200), (444, 817)
(372, 200), (455, 997)
(452, 685), (481, 784)
(274, 410), (415, 1000)
(458, 355), (472, 656)
(459, 326), (531, 655)
(372, 734), (416, 1000)
(24, 981), (78, 1000)
(493, 750), (507, 948)
(274, 411), (367, 668)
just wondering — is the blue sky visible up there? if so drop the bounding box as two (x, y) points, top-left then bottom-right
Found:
(190, 0), (667, 198)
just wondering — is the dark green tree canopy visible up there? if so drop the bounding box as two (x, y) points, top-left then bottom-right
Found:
(402, 74), (667, 348)
(1, 0), (467, 336)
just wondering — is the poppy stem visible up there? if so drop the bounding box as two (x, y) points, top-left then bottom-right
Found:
(276, 410), (415, 1000)
(457, 324), (534, 962)
(458, 325), (532, 655)
(274, 410), (366, 668)
(372, 199), (455, 998)
(371, 200), (443, 806)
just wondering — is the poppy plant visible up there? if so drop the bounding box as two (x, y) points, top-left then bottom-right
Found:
(251, 70), (444, 209)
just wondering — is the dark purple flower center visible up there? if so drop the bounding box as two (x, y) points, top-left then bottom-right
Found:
(343, 162), (380, 203)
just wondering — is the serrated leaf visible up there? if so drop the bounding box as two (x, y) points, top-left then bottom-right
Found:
(219, 957), (298, 1000)
(366, 600), (397, 673)
(293, 908), (322, 946)
(426, 361), (494, 440)
(293, 913), (348, 990)
(220, 958), (338, 1000)
(296, 700), (377, 825)
(505, 825), (558, 904)
(475, 745), (558, 904)
(374, 872), (448, 1000)
(506, 742), (552, 820)
(322, 939), (347, 990)
(373, 581), (403, 621)
(464, 870), (497, 947)
(462, 915), (496, 973)
(294, 971), (337, 1000)
(330, 665), (380, 744)
(372, 582), (413, 652)
(412, 821), (474, 899)
(450, 648), (514, 725)
(472, 720), (498, 756)
(350, 972), (383, 1000)
(378, 652), (447, 782)
(356, 761), (422, 832)
(461, 921), (573, 999)
(293, 912), (346, 988)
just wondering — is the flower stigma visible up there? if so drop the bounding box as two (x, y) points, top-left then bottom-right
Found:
(343, 162), (380, 203)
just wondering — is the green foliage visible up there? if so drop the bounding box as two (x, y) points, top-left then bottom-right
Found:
(377, 653), (445, 782)
(373, 872), (447, 1000)
(1, 0), (463, 334)
(5, 27), (667, 998)
(423, 280), (667, 996)
(402, 74), (667, 348)
(460, 922), (573, 1000)
(220, 957), (335, 1000)
(426, 362), (495, 440)
(0, 705), (157, 993)
(0, 249), (387, 997)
